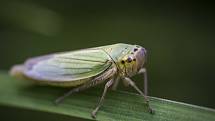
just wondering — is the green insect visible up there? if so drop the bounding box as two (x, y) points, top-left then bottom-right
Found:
(10, 43), (154, 118)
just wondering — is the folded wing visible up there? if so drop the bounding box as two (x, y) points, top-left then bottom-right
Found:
(24, 49), (112, 82)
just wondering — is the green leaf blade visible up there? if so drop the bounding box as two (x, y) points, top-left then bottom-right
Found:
(0, 71), (214, 121)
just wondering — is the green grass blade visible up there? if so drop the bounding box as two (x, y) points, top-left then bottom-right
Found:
(0, 71), (214, 121)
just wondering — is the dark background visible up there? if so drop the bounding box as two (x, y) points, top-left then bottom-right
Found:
(0, 0), (214, 110)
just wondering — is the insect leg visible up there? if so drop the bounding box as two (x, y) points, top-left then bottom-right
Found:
(91, 78), (114, 118)
(111, 76), (120, 90)
(123, 77), (154, 114)
(55, 67), (117, 105)
(138, 68), (148, 96)
(54, 83), (90, 104)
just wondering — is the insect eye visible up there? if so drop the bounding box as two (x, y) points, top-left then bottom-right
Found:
(133, 58), (136, 61)
(141, 48), (146, 53)
(134, 48), (138, 52)
(127, 57), (132, 63)
(121, 60), (125, 64)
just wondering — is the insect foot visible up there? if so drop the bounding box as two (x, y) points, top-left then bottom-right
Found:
(91, 110), (97, 118)
(148, 106), (155, 114)
(54, 97), (64, 105)
(53, 100), (60, 105)
(146, 102), (155, 114)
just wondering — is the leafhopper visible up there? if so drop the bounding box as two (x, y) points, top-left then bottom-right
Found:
(10, 43), (154, 118)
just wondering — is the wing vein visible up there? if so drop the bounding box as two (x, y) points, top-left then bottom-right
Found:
(57, 57), (107, 63)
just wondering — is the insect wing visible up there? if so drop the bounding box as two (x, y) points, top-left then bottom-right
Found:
(24, 49), (112, 82)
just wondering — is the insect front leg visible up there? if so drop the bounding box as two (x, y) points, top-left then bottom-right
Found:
(123, 77), (154, 114)
(138, 68), (148, 96)
(91, 78), (114, 118)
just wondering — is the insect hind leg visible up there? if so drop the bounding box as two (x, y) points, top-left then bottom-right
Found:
(54, 68), (117, 105)
(54, 83), (89, 105)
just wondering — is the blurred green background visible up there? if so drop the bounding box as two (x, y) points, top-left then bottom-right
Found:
(0, 0), (214, 112)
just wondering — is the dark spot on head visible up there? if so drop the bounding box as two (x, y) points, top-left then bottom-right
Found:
(133, 58), (136, 61)
(136, 45), (140, 48)
(121, 60), (125, 64)
(134, 48), (138, 52)
(127, 57), (132, 63)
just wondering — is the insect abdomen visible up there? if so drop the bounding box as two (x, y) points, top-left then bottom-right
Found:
(34, 78), (91, 87)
